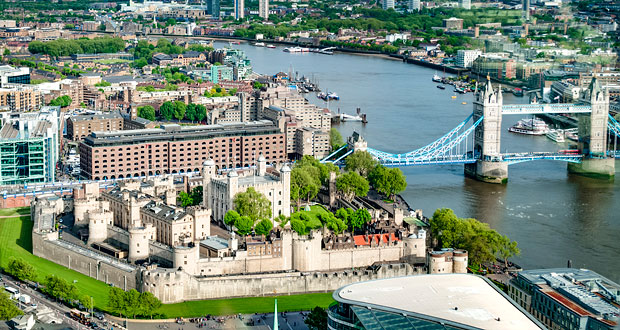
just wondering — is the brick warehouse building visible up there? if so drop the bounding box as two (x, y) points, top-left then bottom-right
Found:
(79, 120), (286, 180)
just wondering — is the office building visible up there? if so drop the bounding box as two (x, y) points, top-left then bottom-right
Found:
(0, 66), (30, 87)
(208, 0), (220, 18)
(524, 0), (530, 20)
(508, 268), (620, 330)
(259, 0), (269, 19)
(459, 0), (471, 9)
(234, 0), (245, 19)
(443, 17), (464, 30)
(0, 107), (60, 185)
(408, 0), (420, 12)
(67, 112), (124, 141)
(329, 274), (545, 330)
(456, 49), (482, 68)
(78, 121), (286, 180)
(382, 0), (395, 10)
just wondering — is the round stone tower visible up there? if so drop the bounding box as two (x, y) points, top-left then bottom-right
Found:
(87, 208), (113, 245)
(453, 249), (469, 274)
(128, 224), (155, 263)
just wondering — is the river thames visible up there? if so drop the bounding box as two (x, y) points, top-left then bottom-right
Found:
(216, 42), (620, 282)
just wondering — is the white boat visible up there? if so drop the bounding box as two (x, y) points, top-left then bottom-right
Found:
(283, 46), (310, 53)
(565, 128), (578, 141)
(266, 44), (276, 49)
(546, 129), (565, 142)
(508, 118), (549, 135)
(339, 114), (363, 122)
(432, 73), (442, 82)
(254, 42), (266, 47)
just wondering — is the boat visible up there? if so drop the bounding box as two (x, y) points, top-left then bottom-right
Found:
(437, 85), (446, 90)
(266, 44), (276, 49)
(254, 42), (266, 47)
(283, 47), (310, 53)
(513, 88), (524, 97)
(565, 128), (578, 141)
(462, 102), (467, 105)
(318, 92), (339, 101)
(451, 95), (457, 99)
(339, 114), (363, 122)
(432, 73), (442, 83)
(508, 118), (550, 135)
(454, 87), (466, 94)
(546, 129), (565, 143)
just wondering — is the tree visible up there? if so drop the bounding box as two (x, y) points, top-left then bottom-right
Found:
(234, 216), (254, 236)
(108, 287), (127, 318)
(349, 209), (371, 231)
(138, 292), (162, 319)
(177, 191), (193, 207)
(6, 257), (36, 282)
(329, 128), (343, 150)
(125, 289), (141, 318)
(290, 218), (307, 235)
(291, 166), (320, 208)
(305, 306), (328, 330)
(173, 101), (186, 121)
(195, 104), (207, 122)
(344, 151), (377, 177)
(159, 101), (174, 120)
(79, 295), (94, 311)
(336, 171), (369, 200)
(0, 292), (22, 321)
(224, 210), (241, 227)
(233, 187), (272, 222)
(43, 275), (78, 302)
(137, 105), (156, 121)
(369, 165), (407, 199)
(185, 103), (197, 122)
(98, 24), (106, 31)
(189, 186), (203, 204)
(133, 58), (148, 68)
(3, 49), (10, 56)
(430, 208), (520, 267)
(254, 218), (274, 236)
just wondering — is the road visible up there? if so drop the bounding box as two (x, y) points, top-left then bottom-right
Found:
(1, 275), (110, 330)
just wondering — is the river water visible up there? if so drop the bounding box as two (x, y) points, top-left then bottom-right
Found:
(215, 42), (620, 282)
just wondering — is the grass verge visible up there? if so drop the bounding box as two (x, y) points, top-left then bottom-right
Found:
(157, 292), (334, 318)
(0, 207), (31, 217)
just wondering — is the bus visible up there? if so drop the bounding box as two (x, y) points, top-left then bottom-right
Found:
(4, 286), (18, 296)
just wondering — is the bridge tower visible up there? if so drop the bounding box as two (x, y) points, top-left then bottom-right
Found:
(568, 78), (615, 179)
(464, 79), (509, 184)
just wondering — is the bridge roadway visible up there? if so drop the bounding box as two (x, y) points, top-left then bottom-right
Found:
(501, 103), (592, 115)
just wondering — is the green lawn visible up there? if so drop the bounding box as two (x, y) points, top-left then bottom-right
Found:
(0, 216), (113, 310)
(0, 207), (31, 217)
(157, 292), (334, 318)
(0, 212), (335, 317)
(297, 204), (329, 229)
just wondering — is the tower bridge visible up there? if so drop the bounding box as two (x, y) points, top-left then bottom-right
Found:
(322, 78), (617, 183)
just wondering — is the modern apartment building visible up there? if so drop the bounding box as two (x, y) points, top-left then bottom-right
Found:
(79, 120), (286, 180)
(234, 0), (245, 19)
(456, 49), (482, 68)
(67, 111), (124, 141)
(0, 107), (60, 185)
(0, 65), (30, 87)
(508, 268), (619, 330)
(0, 85), (43, 112)
(258, 0), (269, 19)
(382, 0), (395, 10)
(471, 55), (517, 80)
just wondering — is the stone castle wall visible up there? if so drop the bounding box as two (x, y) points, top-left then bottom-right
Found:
(32, 231), (139, 291)
(142, 263), (425, 303)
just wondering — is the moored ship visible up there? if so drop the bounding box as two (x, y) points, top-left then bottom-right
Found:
(508, 118), (550, 135)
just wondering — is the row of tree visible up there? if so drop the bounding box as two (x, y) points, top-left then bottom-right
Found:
(108, 287), (162, 319)
(158, 101), (207, 122)
(288, 207), (371, 236)
(344, 151), (407, 200)
(28, 37), (126, 57)
(430, 208), (520, 267)
(178, 186), (203, 207)
(224, 187), (274, 236)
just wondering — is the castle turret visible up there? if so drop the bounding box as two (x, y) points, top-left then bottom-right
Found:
(173, 243), (199, 276)
(453, 249), (469, 273)
(128, 224), (155, 263)
(257, 154), (267, 176)
(202, 159), (215, 208)
(280, 164), (291, 218)
(86, 204), (113, 245)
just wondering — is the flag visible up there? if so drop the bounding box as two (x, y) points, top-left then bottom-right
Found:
(273, 299), (278, 330)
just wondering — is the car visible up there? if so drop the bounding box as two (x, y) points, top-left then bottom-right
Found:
(94, 312), (104, 320)
(59, 219), (63, 223)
